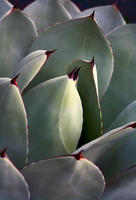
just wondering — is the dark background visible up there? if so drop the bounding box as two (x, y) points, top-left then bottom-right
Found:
(9, 0), (136, 23)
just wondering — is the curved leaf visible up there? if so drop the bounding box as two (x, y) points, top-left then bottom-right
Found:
(69, 59), (102, 143)
(0, 9), (37, 77)
(0, 78), (28, 168)
(0, 154), (30, 200)
(23, 0), (71, 33)
(74, 122), (136, 178)
(0, 0), (13, 21)
(102, 24), (136, 130)
(24, 75), (83, 163)
(108, 100), (136, 130)
(101, 165), (136, 200)
(59, 0), (80, 17)
(74, 5), (126, 34)
(13, 50), (49, 92)
(29, 16), (113, 98)
(22, 156), (105, 200)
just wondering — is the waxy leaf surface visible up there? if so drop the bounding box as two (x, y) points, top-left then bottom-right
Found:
(101, 165), (136, 200)
(0, 156), (30, 200)
(23, 0), (71, 33)
(0, 9), (37, 77)
(69, 60), (102, 143)
(0, 0), (13, 21)
(0, 78), (28, 168)
(108, 100), (136, 130)
(59, 0), (80, 17)
(102, 25), (136, 130)
(22, 156), (105, 200)
(74, 122), (136, 178)
(24, 76), (83, 163)
(75, 5), (126, 34)
(13, 50), (48, 92)
(29, 16), (113, 98)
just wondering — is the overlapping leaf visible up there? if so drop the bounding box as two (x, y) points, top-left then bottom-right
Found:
(74, 5), (126, 34)
(12, 50), (50, 92)
(0, 78), (28, 168)
(24, 75), (83, 163)
(22, 156), (105, 200)
(23, 0), (71, 33)
(0, 154), (30, 200)
(0, 9), (37, 77)
(59, 0), (80, 17)
(0, 0), (13, 21)
(101, 165), (136, 200)
(102, 24), (136, 130)
(69, 59), (102, 143)
(74, 122), (136, 178)
(29, 15), (113, 98)
(108, 100), (136, 130)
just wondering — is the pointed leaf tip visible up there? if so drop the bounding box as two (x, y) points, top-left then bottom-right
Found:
(73, 151), (84, 160)
(1, 148), (7, 158)
(9, 2), (18, 14)
(89, 10), (95, 19)
(46, 49), (56, 59)
(125, 122), (136, 129)
(112, 1), (119, 11)
(91, 56), (95, 67)
(10, 74), (19, 87)
(68, 67), (80, 81)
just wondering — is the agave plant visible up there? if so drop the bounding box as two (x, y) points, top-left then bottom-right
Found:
(1, 0), (136, 199)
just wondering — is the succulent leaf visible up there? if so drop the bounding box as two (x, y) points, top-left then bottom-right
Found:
(108, 100), (136, 130)
(22, 156), (105, 200)
(101, 165), (136, 200)
(24, 75), (83, 163)
(0, 9), (37, 78)
(69, 59), (102, 143)
(0, 155), (30, 200)
(74, 5), (126, 34)
(59, 0), (80, 17)
(102, 24), (136, 130)
(29, 16), (113, 98)
(0, 0), (13, 22)
(0, 78), (28, 168)
(74, 122), (136, 178)
(23, 0), (71, 33)
(12, 50), (52, 92)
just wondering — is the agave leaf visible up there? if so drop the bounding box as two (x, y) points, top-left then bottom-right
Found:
(24, 75), (83, 163)
(74, 122), (136, 178)
(0, 0), (13, 21)
(22, 156), (105, 200)
(0, 9), (37, 78)
(74, 5), (126, 34)
(0, 78), (28, 168)
(59, 0), (80, 17)
(12, 50), (50, 92)
(102, 24), (136, 130)
(29, 16), (113, 98)
(23, 0), (71, 33)
(69, 59), (102, 143)
(101, 165), (136, 200)
(0, 153), (30, 200)
(108, 101), (136, 130)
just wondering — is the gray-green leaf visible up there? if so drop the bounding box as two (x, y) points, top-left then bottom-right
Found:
(22, 156), (105, 200)
(24, 75), (83, 163)
(0, 9), (37, 77)
(0, 155), (30, 200)
(23, 0), (71, 33)
(74, 122), (136, 178)
(0, 78), (28, 168)
(29, 16), (113, 98)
